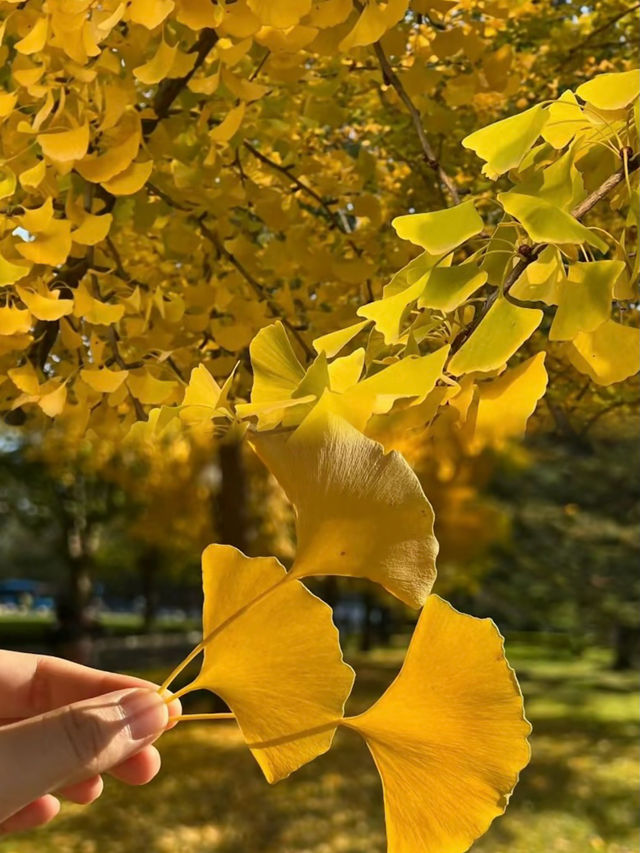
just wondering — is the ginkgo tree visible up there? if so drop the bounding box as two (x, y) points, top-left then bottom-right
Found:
(1, 1), (639, 851)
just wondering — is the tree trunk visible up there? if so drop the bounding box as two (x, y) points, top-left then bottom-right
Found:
(218, 438), (250, 552)
(612, 624), (639, 670)
(139, 548), (159, 633)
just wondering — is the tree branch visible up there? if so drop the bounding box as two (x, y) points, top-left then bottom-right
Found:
(198, 219), (314, 360)
(352, 0), (459, 206)
(454, 151), (640, 348)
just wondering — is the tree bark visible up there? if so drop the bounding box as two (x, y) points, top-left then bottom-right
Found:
(218, 438), (250, 552)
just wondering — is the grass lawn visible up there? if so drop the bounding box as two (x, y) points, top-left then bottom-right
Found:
(0, 612), (199, 644)
(0, 637), (637, 853)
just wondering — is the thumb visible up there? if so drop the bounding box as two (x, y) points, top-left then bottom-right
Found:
(0, 687), (169, 822)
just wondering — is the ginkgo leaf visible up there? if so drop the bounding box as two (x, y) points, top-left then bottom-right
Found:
(235, 395), (317, 430)
(567, 320), (640, 385)
(392, 201), (483, 254)
(38, 125), (90, 163)
(576, 70), (640, 110)
(250, 321), (305, 403)
(16, 286), (74, 321)
(250, 405), (438, 608)
(186, 544), (354, 783)
(127, 371), (179, 405)
(0, 306), (31, 336)
(465, 353), (548, 451)
(549, 261), (623, 341)
(419, 264), (488, 312)
(101, 160), (153, 195)
(210, 103), (246, 143)
(344, 345), (451, 422)
(15, 15), (48, 54)
(176, 0), (223, 29)
(73, 285), (125, 325)
(18, 159), (46, 189)
(448, 298), (543, 376)
(462, 104), (548, 179)
(247, 0), (312, 28)
(498, 192), (608, 252)
(20, 197), (53, 233)
(133, 39), (178, 85)
(327, 348), (365, 392)
(0, 166), (17, 199)
(71, 213), (113, 246)
(76, 129), (141, 183)
(0, 252), (31, 286)
(541, 91), (588, 149)
(179, 364), (229, 423)
(509, 246), (563, 305)
(16, 219), (73, 266)
(339, 0), (408, 51)
(38, 382), (67, 417)
(80, 368), (129, 393)
(344, 595), (530, 853)
(129, 0), (175, 28)
(313, 320), (369, 357)
(8, 362), (40, 395)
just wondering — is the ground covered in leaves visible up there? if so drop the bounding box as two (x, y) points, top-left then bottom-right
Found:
(1, 637), (637, 853)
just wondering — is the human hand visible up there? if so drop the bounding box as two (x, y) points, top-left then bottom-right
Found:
(0, 650), (181, 835)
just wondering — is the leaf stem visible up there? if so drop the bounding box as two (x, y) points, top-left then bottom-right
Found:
(173, 713), (236, 722)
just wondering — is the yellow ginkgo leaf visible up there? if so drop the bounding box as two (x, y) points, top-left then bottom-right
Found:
(250, 321), (305, 403)
(448, 298), (543, 376)
(392, 200), (483, 254)
(73, 284), (125, 325)
(313, 320), (369, 357)
(129, 0), (175, 28)
(0, 252), (31, 286)
(250, 405), (438, 608)
(462, 104), (548, 179)
(15, 16), (48, 55)
(128, 371), (179, 405)
(246, 0), (312, 28)
(179, 364), (228, 423)
(235, 394), (317, 430)
(358, 277), (427, 345)
(186, 544), (354, 783)
(0, 92), (17, 117)
(498, 192), (608, 252)
(567, 320), (640, 385)
(16, 286), (74, 321)
(0, 306), (31, 336)
(76, 129), (141, 183)
(16, 219), (72, 266)
(327, 348), (365, 393)
(18, 159), (46, 189)
(20, 197), (53, 233)
(101, 160), (153, 195)
(465, 352), (548, 451)
(8, 362), (40, 395)
(509, 246), (563, 305)
(419, 264), (488, 312)
(38, 124), (90, 163)
(209, 103), (246, 143)
(71, 213), (113, 246)
(133, 39), (177, 85)
(541, 91), (588, 150)
(80, 367), (129, 393)
(339, 0), (408, 51)
(345, 345), (451, 422)
(549, 261), (623, 341)
(176, 0), (223, 29)
(576, 70), (640, 111)
(344, 595), (530, 853)
(38, 382), (67, 417)
(0, 165), (17, 199)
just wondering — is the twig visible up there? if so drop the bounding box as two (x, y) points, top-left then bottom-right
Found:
(454, 152), (640, 349)
(352, 0), (459, 206)
(199, 219), (314, 360)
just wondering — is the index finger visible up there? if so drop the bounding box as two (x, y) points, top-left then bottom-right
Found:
(0, 650), (157, 719)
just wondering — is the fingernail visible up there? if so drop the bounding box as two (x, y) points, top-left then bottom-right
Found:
(119, 689), (169, 741)
(160, 689), (182, 728)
